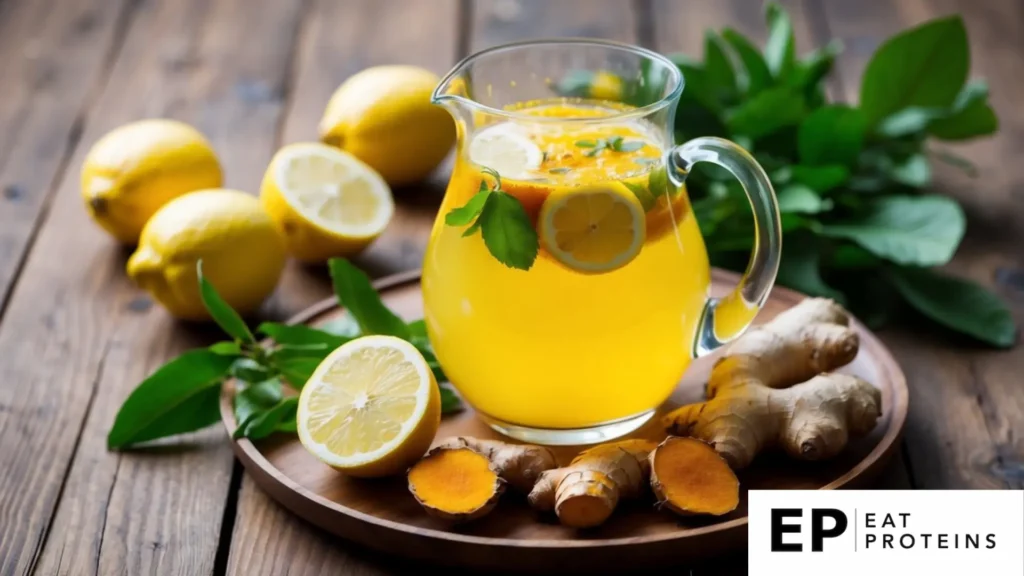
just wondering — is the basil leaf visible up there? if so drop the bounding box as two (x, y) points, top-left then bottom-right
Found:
(859, 16), (969, 126)
(258, 322), (349, 349)
(722, 28), (772, 96)
(445, 189), (492, 226)
(789, 164), (850, 192)
(328, 258), (410, 338)
(233, 379), (283, 437)
(798, 105), (867, 167)
(726, 87), (805, 139)
(704, 31), (737, 96)
(107, 350), (235, 448)
(890, 267), (1017, 348)
(821, 195), (965, 266)
(478, 192), (538, 271)
(776, 234), (845, 303)
(209, 341), (243, 356)
(777, 184), (829, 214)
(929, 80), (998, 140)
(763, 2), (796, 80)
(197, 261), (255, 343)
(238, 397), (298, 440)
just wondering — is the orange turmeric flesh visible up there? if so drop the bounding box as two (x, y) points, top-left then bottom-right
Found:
(649, 436), (740, 516)
(407, 447), (504, 522)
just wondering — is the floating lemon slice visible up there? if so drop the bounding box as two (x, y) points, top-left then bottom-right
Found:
(297, 335), (440, 478)
(539, 183), (647, 273)
(261, 143), (394, 262)
(468, 123), (543, 178)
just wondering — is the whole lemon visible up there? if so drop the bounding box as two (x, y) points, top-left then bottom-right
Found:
(81, 119), (222, 244)
(126, 189), (286, 320)
(319, 65), (454, 186)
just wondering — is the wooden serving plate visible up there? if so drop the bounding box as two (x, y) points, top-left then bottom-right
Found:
(219, 269), (908, 573)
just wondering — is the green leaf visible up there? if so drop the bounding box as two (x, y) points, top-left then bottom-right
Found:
(798, 105), (867, 166)
(407, 319), (428, 341)
(107, 350), (234, 449)
(616, 141), (644, 152)
(274, 357), (321, 390)
(776, 234), (845, 303)
(318, 315), (361, 338)
(445, 189), (492, 226)
(233, 379), (283, 436)
(821, 195), (965, 266)
(478, 192), (538, 271)
(722, 28), (772, 95)
(328, 259), (410, 338)
(726, 87), (805, 140)
(555, 70), (596, 97)
(197, 261), (255, 343)
(704, 30), (737, 96)
(859, 16), (969, 126)
(623, 181), (657, 212)
(230, 357), (273, 384)
(929, 80), (998, 140)
(877, 107), (945, 138)
(258, 322), (349, 349)
(889, 267), (1017, 348)
(764, 2), (796, 80)
(777, 184), (829, 214)
(828, 243), (881, 269)
(237, 397), (298, 440)
(209, 341), (242, 356)
(888, 153), (931, 187)
(268, 343), (331, 363)
(439, 383), (464, 414)
(792, 40), (842, 94)
(789, 164), (850, 192)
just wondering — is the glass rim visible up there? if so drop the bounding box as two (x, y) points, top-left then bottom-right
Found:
(432, 38), (685, 124)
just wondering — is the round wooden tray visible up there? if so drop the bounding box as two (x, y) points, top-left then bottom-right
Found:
(219, 269), (908, 573)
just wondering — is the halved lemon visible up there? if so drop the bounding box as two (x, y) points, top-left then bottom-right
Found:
(539, 183), (647, 273)
(468, 123), (543, 178)
(297, 335), (440, 478)
(260, 142), (394, 262)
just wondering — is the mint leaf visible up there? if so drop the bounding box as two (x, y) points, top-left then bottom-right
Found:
(722, 28), (772, 95)
(575, 140), (598, 148)
(623, 181), (657, 211)
(798, 105), (866, 166)
(888, 154), (931, 188)
(789, 164), (850, 192)
(777, 184), (829, 214)
(764, 2), (796, 79)
(792, 40), (842, 96)
(727, 87), (805, 139)
(478, 192), (538, 271)
(258, 322), (349, 349)
(877, 107), (945, 138)
(615, 141), (645, 152)
(327, 259), (410, 339)
(890, 267), (1016, 348)
(859, 16), (969, 126)
(776, 234), (845, 303)
(821, 195), (964, 266)
(197, 261), (255, 343)
(704, 30), (737, 95)
(445, 189), (492, 226)
(108, 350), (235, 449)
(462, 220), (482, 237)
(233, 379), (283, 437)
(929, 80), (998, 140)
(237, 397), (298, 440)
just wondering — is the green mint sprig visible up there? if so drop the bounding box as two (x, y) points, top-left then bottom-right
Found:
(107, 259), (463, 450)
(445, 167), (539, 271)
(575, 136), (645, 157)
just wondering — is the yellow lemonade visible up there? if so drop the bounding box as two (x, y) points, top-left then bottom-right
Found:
(423, 99), (710, 430)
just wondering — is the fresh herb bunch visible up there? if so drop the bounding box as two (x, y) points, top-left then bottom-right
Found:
(575, 4), (1014, 347)
(107, 259), (462, 450)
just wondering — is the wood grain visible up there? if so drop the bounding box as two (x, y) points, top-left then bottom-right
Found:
(812, 0), (1024, 489)
(0, 0), (132, 318)
(3, 1), (307, 575)
(221, 271), (907, 574)
(224, 1), (460, 574)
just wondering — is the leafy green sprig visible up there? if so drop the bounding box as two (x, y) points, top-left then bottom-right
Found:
(564, 3), (1014, 347)
(575, 136), (645, 156)
(107, 259), (462, 450)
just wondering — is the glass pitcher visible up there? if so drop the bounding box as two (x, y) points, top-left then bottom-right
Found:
(423, 39), (781, 444)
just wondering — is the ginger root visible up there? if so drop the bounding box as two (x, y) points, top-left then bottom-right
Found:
(649, 436), (739, 516)
(663, 298), (882, 469)
(527, 439), (657, 528)
(407, 436), (556, 522)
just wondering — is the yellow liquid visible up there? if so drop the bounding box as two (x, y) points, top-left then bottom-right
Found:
(423, 100), (711, 429)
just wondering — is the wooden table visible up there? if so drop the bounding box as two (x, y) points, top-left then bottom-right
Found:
(1, 0), (1021, 574)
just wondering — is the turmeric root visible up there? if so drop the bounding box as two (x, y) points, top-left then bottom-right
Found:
(649, 436), (739, 516)
(528, 439), (657, 528)
(663, 298), (882, 469)
(407, 436), (557, 522)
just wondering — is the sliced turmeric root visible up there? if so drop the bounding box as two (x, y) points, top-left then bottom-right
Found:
(649, 436), (739, 516)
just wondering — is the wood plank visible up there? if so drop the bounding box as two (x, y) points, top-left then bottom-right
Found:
(812, 0), (1024, 489)
(0, 0), (132, 316)
(225, 1), (460, 574)
(4, 1), (307, 575)
(470, 0), (637, 50)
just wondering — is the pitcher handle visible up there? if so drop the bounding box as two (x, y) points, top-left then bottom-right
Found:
(667, 137), (782, 357)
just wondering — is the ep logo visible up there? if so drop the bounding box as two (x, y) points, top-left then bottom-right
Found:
(771, 508), (848, 552)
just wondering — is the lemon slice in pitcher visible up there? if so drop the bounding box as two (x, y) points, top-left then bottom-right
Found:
(261, 143), (394, 262)
(539, 183), (647, 273)
(468, 123), (543, 178)
(296, 335), (441, 478)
